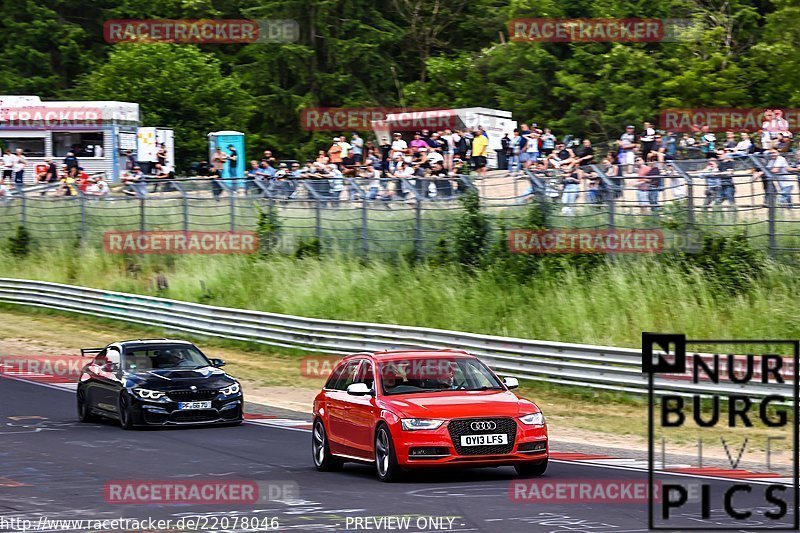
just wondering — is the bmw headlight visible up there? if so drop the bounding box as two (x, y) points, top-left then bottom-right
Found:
(220, 383), (241, 396)
(133, 388), (166, 400)
(401, 419), (445, 431)
(519, 412), (545, 426)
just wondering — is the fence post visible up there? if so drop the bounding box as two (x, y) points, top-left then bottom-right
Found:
(767, 186), (777, 259)
(229, 190), (236, 232)
(686, 179), (695, 228)
(361, 198), (369, 259)
(315, 198), (322, 244)
(182, 193), (189, 233)
(20, 187), (26, 227)
(139, 196), (146, 233)
(414, 198), (423, 261)
(79, 192), (86, 243)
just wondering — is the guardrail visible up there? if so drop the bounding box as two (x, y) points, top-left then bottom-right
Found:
(0, 278), (789, 398)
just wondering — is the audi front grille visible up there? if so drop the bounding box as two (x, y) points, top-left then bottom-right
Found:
(447, 417), (517, 456)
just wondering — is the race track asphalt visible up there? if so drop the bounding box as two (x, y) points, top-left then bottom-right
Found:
(0, 377), (795, 533)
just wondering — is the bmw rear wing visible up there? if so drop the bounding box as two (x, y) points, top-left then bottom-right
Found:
(80, 347), (104, 358)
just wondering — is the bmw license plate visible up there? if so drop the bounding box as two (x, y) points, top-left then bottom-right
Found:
(460, 434), (508, 446)
(178, 401), (212, 410)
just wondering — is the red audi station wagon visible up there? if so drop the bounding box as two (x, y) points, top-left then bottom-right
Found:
(312, 349), (548, 481)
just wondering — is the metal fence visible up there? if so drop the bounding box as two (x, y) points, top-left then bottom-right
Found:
(0, 277), (788, 398)
(1, 153), (800, 258)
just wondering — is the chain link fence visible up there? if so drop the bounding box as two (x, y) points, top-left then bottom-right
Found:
(1, 153), (799, 259)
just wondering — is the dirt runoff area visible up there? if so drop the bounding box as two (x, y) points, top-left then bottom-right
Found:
(0, 307), (792, 472)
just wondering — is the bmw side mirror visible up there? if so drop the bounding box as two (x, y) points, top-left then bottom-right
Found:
(347, 383), (372, 396)
(503, 377), (519, 389)
(210, 358), (226, 368)
(102, 362), (118, 373)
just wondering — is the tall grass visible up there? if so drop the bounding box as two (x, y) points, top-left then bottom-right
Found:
(0, 243), (797, 348)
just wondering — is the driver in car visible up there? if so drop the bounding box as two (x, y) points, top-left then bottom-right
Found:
(153, 350), (183, 368)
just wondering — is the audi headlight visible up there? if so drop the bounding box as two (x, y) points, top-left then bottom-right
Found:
(520, 413), (545, 426)
(133, 388), (166, 400)
(401, 419), (445, 431)
(220, 383), (241, 396)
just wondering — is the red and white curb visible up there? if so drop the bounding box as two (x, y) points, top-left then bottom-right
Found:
(1, 371), (791, 483)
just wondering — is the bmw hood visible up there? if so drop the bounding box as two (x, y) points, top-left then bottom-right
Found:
(124, 366), (236, 390)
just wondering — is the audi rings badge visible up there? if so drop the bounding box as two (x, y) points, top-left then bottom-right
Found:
(470, 421), (497, 431)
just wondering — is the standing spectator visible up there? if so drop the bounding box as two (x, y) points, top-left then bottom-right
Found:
(508, 129), (522, 177)
(453, 129), (467, 161)
(245, 160), (260, 195)
(227, 144), (239, 186)
(64, 151), (79, 174)
(619, 126), (638, 170)
(2, 149), (13, 184)
(522, 128), (540, 169)
(734, 133), (753, 155)
(698, 127), (716, 158)
(575, 139), (594, 165)
(560, 163), (582, 215)
(12, 149), (26, 194)
(640, 122), (656, 161)
(471, 126), (489, 178)
(351, 133), (364, 163)
(122, 166), (147, 197)
(700, 158), (721, 209)
(328, 137), (343, 165)
(660, 132), (677, 160)
(441, 129), (455, 171)
(208, 165), (223, 201)
(390, 133), (407, 159)
(124, 150), (136, 171)
(717, 153), (736, 207)
(211, 147), (227, 174)
(337, 135), (352, 156)
(410, 132), (428, 154)
(645, 153), (662, 213)
(540, 128), (556, 156)
(723, 131), (737, 151)
(156, 143), (168, 167)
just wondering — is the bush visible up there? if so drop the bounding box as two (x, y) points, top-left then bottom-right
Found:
(7, 225), (32, 257)
(453, 191), (490, 268)
(256, 204), (282, 256)
(295, 238), (322, 260)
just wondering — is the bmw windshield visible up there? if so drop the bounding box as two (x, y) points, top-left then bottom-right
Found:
(379, 357), (504, 395)
(122, 344), (212, 371)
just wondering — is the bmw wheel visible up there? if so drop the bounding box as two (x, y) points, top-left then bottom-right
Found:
(118, 391), (135, 430)
(375, 425), (401, 482)
(312, 419), (342, 471)
(76, 387), (96, 423)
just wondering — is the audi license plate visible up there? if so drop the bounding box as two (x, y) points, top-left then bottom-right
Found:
(178, 401), (212, 410)
(460, 434), (508, 447)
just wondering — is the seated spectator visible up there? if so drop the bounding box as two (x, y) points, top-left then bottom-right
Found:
(734, 132), (753, 155)
(55, 173), (78, 197)
(36, 157), (58, 185)
(85, 175), (110, 197)
(546, 143), (576, 169)
(341, 149), (359, 176)
(122, 166), (147, 197)
(151, 163), (172, 193)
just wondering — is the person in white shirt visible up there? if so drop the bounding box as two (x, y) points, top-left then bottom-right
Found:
(734, 132), (752, 154)
(390, 133), (407, 159)
(12, 149), (26, 194)
(1, 149), (14, 183)
(337, 136), (352, 156)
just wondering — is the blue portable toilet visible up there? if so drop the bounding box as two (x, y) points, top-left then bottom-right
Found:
(208, 131), (245, 190)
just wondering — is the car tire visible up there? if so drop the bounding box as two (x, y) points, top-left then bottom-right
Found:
(118, 391), (136, 430)
(312, 419), (342, 472)
(515, 458), (548, 477)
(76, 387), (96, 423)
(375, 424), (402, 482)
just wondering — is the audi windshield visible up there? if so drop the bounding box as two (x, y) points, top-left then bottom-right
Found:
(122, 344), (212, 371)
(379, 357), (504, 395)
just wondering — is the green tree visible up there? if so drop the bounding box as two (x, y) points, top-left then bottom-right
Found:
(72, 43), (255, 167)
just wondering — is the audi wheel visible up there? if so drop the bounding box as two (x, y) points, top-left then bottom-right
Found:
(515, 458), (548, 477)
(312, 419), (342, 471)
(375, 424), (402, 482)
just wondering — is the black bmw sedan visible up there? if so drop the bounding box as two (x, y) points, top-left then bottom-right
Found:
(76, 339), (243, 429)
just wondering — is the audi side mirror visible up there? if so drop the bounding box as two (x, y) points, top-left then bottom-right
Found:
(210, 358), (226, 368)
(347, 383), (372, 396)
(503, 377), (519, 389)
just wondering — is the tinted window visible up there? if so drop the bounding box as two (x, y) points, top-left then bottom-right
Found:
(329, 360), (361, 391)
(122, 344), (210, 371)
(355, 360), (375, 390)
(378, 357), (503, 395)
